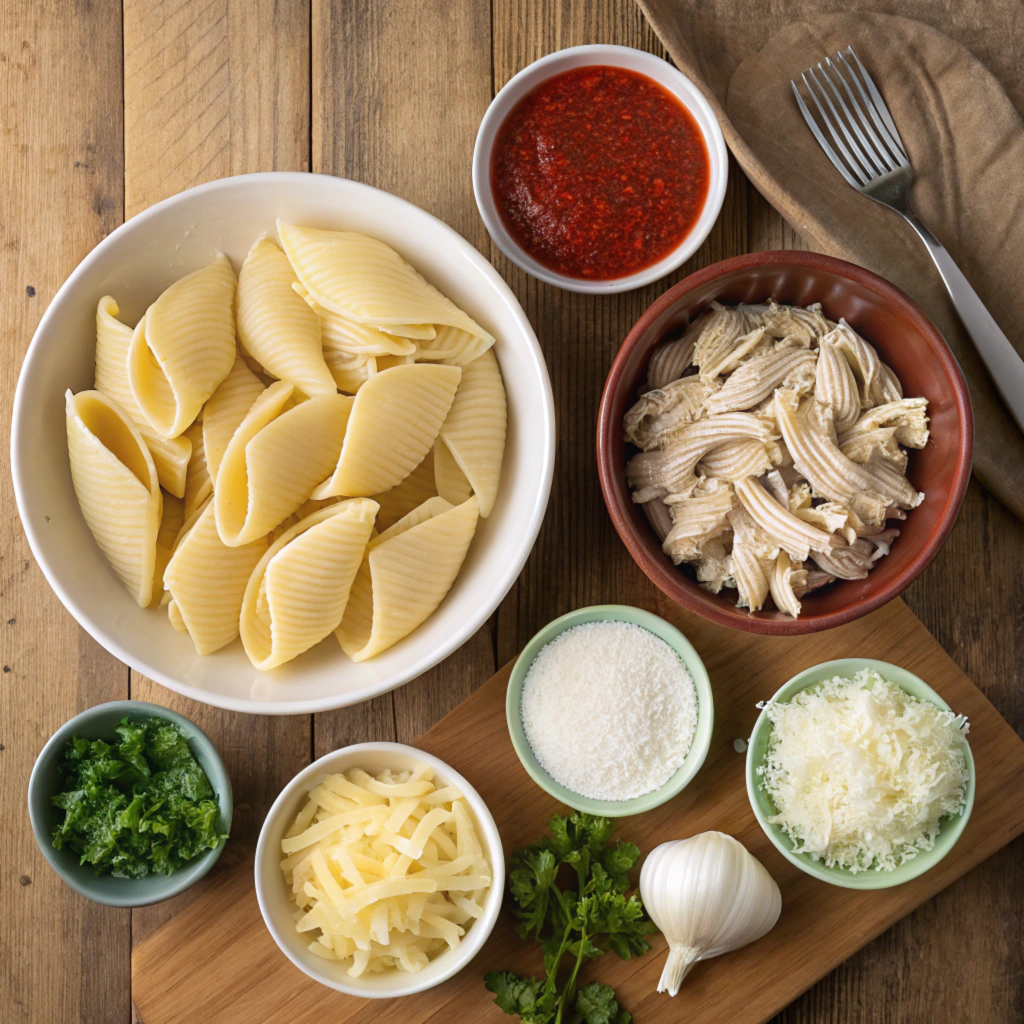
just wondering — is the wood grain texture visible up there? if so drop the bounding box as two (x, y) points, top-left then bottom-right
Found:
(130, 598), (1024, 1024)
(311, 0), (497, 758)
(0, 4), (129, 1023)
(3, 1), (1021, 1021)
(123, 0), (311, 218)
(120, 0), (314, 958)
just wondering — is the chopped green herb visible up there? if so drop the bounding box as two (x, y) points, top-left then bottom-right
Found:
(51, 716), (228, 878)
(485, 812), (656, 1024)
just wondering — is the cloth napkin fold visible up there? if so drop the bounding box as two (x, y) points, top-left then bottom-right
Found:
(637, 0), (1024, 521)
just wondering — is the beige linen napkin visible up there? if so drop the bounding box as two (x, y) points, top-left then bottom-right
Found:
(637, 0), (1024, 520)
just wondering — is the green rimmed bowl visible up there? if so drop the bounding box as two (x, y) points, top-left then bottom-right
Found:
(28, 700), (232, 907)
(506, 605), (714, 817)
(746, 658), (975, 890)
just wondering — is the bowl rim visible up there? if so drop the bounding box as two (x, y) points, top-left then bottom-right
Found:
(505, 604), (714, 817)
(596, 249), (974, 635)
(27, 699), (233, 907)
(253, 740), (506, 998)
(744, 657), (976, 890)
(472, 44), (729, 295)
(11, 171), (556, 714)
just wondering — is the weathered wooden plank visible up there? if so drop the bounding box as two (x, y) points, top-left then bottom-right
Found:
(0, 4), (129, 1023)
(311, 0), (497, 756)
(124, 0), (311, 218)
(120, 0), (314, 952)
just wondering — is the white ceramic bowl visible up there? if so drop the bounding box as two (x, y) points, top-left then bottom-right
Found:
(11, 173), (554, 714)
(255, 742), (505, 998)
(473, 44), (729, 294)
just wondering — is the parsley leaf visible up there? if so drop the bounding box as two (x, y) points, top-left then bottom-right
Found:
(486, 812), (654, 1024)
(51, 716), (228, 878)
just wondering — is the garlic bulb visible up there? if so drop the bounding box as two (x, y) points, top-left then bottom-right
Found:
(639, 831), (781, 994)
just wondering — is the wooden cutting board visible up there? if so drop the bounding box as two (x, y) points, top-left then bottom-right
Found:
(132, 598), (1024, 1024)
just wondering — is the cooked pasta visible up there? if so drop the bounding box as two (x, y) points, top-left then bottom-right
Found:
(373, 450), (439, 532)
(163, 499), (267, 655)
(437, 349), (506, 518)
(240, 499), (378, 669)
(337, 496), (480, 662)
(624, 299), (928, 618)
(314, 364), (461, 499)
(66, 389), (163, 607)
(202, 355), (265, 483)
(182, 419), (212, 521)
(128, 255), (237, 438)
(94, 297), (192, 498)
(236, 238), (336, 397)
(277, 222), (494, 343)
(66, 224), (505, 669)
(215, 384), (352, 545)
(433, 437), (473, 506)
(152, 493), (185, 605)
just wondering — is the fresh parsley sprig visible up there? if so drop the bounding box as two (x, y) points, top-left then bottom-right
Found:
(485, 812), (656, 1024)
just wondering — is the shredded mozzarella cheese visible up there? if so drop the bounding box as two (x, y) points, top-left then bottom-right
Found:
(758, 669), (969, 873)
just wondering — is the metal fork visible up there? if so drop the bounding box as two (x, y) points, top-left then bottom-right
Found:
(792, 46), (1024, 434)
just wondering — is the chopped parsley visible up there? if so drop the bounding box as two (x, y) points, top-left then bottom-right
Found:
(485, 812), (656, 1024)
(51, 715), (228, 878)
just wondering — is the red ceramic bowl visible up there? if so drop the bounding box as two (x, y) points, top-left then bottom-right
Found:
(597, 251), (973, 635)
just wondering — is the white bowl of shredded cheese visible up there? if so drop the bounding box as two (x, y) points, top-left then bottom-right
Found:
(747, 659), (975, 889)
(255, 742), (504, 997)
(506, 605), (714, 816)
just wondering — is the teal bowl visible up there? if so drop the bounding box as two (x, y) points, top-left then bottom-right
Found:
(746, 658), (975, 890)
(28, 700), (232, 907)
(506, 605), (714, 817)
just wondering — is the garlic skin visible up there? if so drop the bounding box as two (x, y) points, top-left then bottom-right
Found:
(639, 831), (781, 995)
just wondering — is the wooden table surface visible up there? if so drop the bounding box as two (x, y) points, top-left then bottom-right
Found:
(1, 3), (1021, 1023)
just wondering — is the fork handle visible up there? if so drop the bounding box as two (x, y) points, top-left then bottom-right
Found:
(902, 210), (1024, 433)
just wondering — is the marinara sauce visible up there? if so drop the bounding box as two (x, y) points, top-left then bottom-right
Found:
(491, 65), (710, 281)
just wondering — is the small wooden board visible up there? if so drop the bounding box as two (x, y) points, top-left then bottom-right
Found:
(132, 598), (1024, 1024)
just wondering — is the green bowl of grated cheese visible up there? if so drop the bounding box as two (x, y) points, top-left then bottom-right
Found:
(506, 604), (714, 818)
(746, 659), (975, 890)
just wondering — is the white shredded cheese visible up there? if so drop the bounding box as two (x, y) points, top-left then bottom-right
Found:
(520, 620), (698, 801)
(758, 669), (969, 873)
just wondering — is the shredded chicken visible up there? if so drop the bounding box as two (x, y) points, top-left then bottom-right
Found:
(624, 299), (926, 618)
(623, 377), (716, 451)
(761, 300), (834, 345)
(704, 344), (816, 414)
(662, 478), (735, 565)
(839, 397), (930, 450)
(815, 334), (861, 434)
(626, 412), (772, 503)
(646, 312), (708, 390)
(769, 552), (807, 617)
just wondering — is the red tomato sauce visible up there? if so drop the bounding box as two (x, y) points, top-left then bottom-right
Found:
(491, 65), (710, 281)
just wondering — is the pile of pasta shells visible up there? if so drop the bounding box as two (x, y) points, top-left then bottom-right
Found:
(624, 300), (928, 618)
(66, 222), (506, 669)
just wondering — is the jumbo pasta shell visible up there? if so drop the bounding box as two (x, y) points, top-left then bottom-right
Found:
(94, 297), (191, 497)
(128, 255), (237, 438)
(236, 238), (336, 397)
(240, 498), (378, 669)
(65, 389), (162, 607)
(336, 496), (479, 662)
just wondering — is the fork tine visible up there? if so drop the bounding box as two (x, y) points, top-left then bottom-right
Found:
(804, 68), (872, 183)
(790, 80), (862, 189)
(839, 47), (909, 165)
(825, 55), (899, 174)
(817, 59), (888, 177)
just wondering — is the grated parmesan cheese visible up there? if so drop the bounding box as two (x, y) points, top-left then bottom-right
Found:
(520, 620), (698, 801)
(758, 669), (969, 873)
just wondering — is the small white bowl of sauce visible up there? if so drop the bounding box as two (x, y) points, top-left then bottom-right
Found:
(473, 45), (728, 294)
